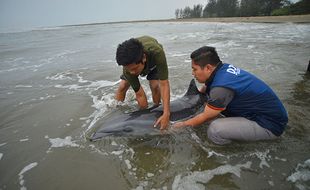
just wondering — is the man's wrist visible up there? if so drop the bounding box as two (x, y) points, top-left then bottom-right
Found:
(163, 111), (170, 117)
(183, 120), (192, 127)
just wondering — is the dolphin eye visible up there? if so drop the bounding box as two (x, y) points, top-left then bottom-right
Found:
(123, 128), (133, 132)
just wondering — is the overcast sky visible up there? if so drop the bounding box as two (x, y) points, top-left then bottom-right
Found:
(0, 0), (206, 32)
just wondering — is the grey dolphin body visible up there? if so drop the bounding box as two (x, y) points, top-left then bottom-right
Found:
(89, 79), (205, 141)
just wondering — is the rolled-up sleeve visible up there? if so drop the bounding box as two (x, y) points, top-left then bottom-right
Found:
(207, 87), (235, 110)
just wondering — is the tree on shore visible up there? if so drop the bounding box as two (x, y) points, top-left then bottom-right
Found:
(272, 0), (310, 16)
(240, 0), (285, 16)
(216, 0), (239, 17)
(175, 0), (310, 19)
(191, 4), (203, 18)
(203, 0), (217, 17)
(175, 5), (203, 19)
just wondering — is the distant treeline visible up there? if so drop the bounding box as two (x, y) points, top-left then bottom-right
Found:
(175, 0), (310, 18)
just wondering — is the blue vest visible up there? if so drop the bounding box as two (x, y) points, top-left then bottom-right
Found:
(206, 63), (288, 136)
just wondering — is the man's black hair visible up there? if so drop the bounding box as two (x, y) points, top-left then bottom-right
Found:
(116, 38), (144, 66)
(190, 46), (221, 68)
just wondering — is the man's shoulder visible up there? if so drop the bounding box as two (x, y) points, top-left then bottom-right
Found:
(136, 36), (157, 44)
(136, 36), (163, 53)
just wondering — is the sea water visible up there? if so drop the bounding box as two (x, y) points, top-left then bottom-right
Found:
(0, 22), (310, 190)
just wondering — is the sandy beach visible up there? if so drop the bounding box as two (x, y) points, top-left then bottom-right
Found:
(173, 14), (310, 23)
(70, 14), (310, 28)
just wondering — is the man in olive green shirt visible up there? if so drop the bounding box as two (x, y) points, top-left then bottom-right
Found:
(115, 36), (170, 129)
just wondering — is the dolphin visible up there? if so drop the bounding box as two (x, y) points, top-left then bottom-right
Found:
(89, 79), (205, 141)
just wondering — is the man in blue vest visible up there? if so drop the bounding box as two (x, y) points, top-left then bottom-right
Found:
(173, 46), (288, 145)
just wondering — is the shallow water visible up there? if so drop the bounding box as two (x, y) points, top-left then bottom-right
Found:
(0, 22), (310, 190)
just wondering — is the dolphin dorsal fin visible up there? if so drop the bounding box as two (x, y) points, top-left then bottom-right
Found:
(184, 79), (200, 96)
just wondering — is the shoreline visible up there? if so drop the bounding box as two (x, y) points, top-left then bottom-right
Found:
(2, 14), (309, 34)
(172, 14), (310, 23)
(65, 14), (310, 27)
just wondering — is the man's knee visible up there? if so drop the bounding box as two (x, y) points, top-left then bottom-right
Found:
(207, 119), (231, 145)
(115, 80), (130, 101)
(149, 80), (161, 105)
(207, 120), (221, 140)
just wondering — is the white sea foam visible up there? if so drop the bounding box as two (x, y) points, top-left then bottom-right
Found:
(46, 72), (74, 81)
(54, 50), (77, 58)
(54, 84), (81, 90)
(146, 173), (154, 178)
(54, 78), (117, 91)
(83, 82), (129, 131)
(18, 162), (38, 190)
(0, 142), (7, 147)
(247, 45), (255, 49)
(125, 159), (132, 169)
(168, 35), (179, 40)
(172, 161), (252, 190)
(20, 138), (29, 142)
(77, 74), (88, 83)
(36, 26), (64, 31)
(87, 80), (117, 90)
(287, 159), (310, 190)
(47, 136), (79, 152)
(15, 85), (33, 88)
(111, 141), (118, 146)
(250, 150), (270, 168)
(100, 59), (114, 63)
(88, 144), (108, 156)
(17, 94), (55, 107)
(190, 133), (224, 158)
(0, 153), (3, 160)
(0, 62), (45, 74)
(84, 94), (111, 131)
(170, 53), (188, 57)
(208, 40), (241, 49)
(134, 181), (148, 190)
(268, 180), (274, 186)
(111, 150), (124, 155)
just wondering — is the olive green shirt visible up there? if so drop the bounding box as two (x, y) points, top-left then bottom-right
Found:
(123, 36), (168, 92)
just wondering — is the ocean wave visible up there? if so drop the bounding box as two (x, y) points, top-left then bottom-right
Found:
(172, 161), (252, 190)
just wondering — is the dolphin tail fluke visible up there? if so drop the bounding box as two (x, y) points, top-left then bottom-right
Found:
(185, 79), (200, 96)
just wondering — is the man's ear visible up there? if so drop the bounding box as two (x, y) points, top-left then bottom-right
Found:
(142, 53), (147, 64)
(205, 64), (213, 73)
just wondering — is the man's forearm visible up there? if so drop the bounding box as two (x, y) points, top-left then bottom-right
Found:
(159, 80), (170, 116)
(184, 105), (222, 127)
(184, 113), (207, 127)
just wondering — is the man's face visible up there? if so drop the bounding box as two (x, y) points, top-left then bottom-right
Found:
(191, 61), (212, 83)
(124, 62), (145, 76)
(124, 54), (146, 76)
